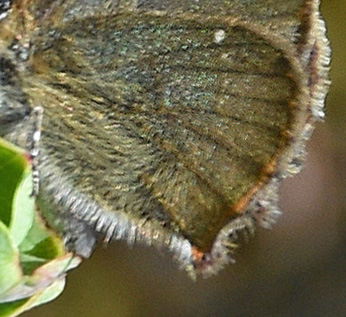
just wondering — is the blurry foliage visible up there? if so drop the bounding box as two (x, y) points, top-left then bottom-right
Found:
(0, 139), (80, 317)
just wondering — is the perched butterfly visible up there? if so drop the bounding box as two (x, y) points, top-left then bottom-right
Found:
(0, 0), (330, 277)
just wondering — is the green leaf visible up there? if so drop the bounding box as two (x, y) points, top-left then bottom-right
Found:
(19, 218), (64, 262)
(0, 222), (22, 295)
(9, 168), (35, 248)
(0, 254), (80, 304)
(0, 140), (27, 228)
(0, 138), (82, 316)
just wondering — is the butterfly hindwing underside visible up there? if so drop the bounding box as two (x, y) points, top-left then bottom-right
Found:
(0, 0), (330, 276)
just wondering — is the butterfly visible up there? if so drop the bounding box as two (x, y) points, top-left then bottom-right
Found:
(0, 0), (330, 277)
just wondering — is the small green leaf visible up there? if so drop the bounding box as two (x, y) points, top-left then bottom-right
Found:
(0, 254), (81, 304)
(0, 222), (22, 295)
(23, 277), (66, 310)
(0, 140), (27, 228)
(19, 218), (64, 263)
(9, 169), (35, 247)
(0, 138), (81, 316)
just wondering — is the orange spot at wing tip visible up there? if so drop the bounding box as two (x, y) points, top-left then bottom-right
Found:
(191, 246), (216, 272)
(192, 247), (205, 262)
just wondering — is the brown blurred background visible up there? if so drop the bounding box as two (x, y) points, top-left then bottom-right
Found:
(25, 1), (345, 316)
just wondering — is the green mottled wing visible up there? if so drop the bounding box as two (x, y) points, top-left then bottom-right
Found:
(0, 0), (329, 274)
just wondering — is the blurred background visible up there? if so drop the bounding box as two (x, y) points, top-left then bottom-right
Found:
(25, 1), (345, 316)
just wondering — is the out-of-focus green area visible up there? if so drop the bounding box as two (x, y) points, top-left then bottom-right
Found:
(0, 139), (81, 316)
(25, 1), (345, 316)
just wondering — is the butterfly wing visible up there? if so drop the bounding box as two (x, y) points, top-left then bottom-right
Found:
(0, 0), (329, 275)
